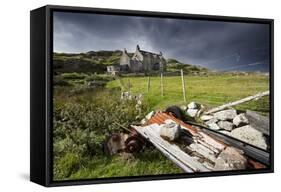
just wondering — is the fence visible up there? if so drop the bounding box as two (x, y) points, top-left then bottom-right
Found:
(118, 70), (269, 112)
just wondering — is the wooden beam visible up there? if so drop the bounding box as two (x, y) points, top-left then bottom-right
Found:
(160, 73), (164, 97)
(136, 128), (194, 173)
(205, 91), (269, 114)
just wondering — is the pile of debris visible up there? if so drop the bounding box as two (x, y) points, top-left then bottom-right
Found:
(132, 111), (265, 172)
(105, 91), (269, 173)
(200, 108), (269, 150)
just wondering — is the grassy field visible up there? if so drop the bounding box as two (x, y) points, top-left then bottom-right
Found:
(53, 72), (269, 181)
(107, 74), (270, 114)
(53, 76), (182, 181)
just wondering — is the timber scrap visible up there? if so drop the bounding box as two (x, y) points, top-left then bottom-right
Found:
(130, 111), (269, 173)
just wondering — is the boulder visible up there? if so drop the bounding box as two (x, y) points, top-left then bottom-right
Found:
(214, 147), (247, 171)
(208, 122), (220, 130)
(229, 125), (267, 150)
(160, 121), (181, 141)
(186, 108), (198, 117)
(246, 110), (269, 135)
(200, 115), (213, 121)
(205, 118), (218, 125)
(218, 121), (234, 131)
(214, 109), (237, 121)
(188, 102), (199, 109)
(233, 113), (249, 127)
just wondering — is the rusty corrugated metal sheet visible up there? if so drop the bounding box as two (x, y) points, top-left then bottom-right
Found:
(147, 112), (198, 135)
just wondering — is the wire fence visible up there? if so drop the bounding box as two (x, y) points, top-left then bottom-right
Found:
(116, 69), (269, 112)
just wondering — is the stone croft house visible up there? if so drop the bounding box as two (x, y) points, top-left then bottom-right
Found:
(107, 45), (166, 75)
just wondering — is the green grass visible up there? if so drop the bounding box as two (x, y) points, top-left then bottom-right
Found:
(53, 82), (182, 181)
(53, 73), (269, 181)
(59, 149), (181, 180)
(107, 74), (269, 114)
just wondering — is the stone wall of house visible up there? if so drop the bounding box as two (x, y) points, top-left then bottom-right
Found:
(120, 45), (166, 73)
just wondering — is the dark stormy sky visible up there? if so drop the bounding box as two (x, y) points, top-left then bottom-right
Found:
(53, 11), (270, 72)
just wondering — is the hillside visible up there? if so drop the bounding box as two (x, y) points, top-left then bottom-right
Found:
(53, 51), (209, 74)
(166, 58), (209, 75)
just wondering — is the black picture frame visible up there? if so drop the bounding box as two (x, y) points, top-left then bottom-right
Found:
(30, 5), (274, 187)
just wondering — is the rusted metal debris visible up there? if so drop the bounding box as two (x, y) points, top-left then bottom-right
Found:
(104, 129), (146, 155)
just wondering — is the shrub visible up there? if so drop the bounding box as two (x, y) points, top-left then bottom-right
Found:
(61, 72), (87, 80)
(53, 88), (150, 179)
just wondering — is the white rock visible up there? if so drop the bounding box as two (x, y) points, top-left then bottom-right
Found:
(200, 115), (213, 121)
(205, 118), (218, 125)
(145, 111), (155, 120)
(214, 109), (237, 121)
(214, 147), (247, 171)
(208, 122), (220, 130)
(233, 113), (249, 127)
(229, 125), (267, 150)
(218, 121), (234, 131)
(180, 105), (187, 111)
(160, 122), (181, 141)
(186, 109), (198, 117)
(188, 102), (199, 109)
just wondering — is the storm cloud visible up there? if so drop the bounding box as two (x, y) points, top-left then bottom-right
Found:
(53, 11), (270, 72)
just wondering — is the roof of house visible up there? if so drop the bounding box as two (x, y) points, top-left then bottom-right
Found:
(139, 50), (161, 57)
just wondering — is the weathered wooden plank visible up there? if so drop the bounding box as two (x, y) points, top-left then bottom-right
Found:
(139, 129), (194, 172)
(132, 124), (210, 172)
(205, 91), (269, 114)
(197, 132), (226, 151)
(189, 143), (217, 163)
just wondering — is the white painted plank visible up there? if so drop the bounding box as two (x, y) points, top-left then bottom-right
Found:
(132, 124), (210, 172)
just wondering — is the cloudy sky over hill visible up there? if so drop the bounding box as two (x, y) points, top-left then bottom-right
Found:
(54, 11), (270, 72)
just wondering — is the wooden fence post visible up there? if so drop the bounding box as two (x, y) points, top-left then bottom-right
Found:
(160, 73), (164, 97)
(147, 76), (150, 93)
(181, 69), (187, 102)
(128, 78), (131, 93)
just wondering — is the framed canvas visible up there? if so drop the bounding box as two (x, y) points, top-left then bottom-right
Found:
(30, 5), (274, 187)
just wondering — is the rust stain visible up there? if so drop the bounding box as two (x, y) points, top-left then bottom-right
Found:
(248, 159), (266, 169)
(147, 112), (197, 135)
